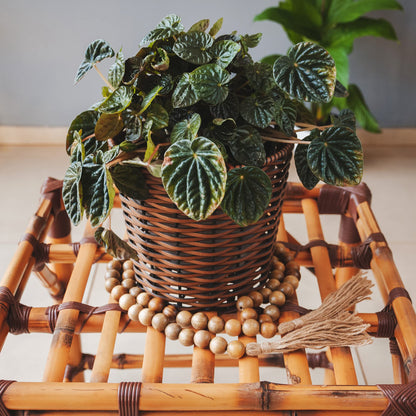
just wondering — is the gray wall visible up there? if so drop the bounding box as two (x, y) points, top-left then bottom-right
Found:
(0, 0), (414, 128)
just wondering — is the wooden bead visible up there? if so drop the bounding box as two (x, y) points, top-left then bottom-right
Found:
(105, 277), (119, 293)
(279, 282), (295, 298)
(259, 314), (273, 324)
(123, 260), (134, 270)
(194, 330), (212, 349)
(152, 313), (169, 332)
(209, 336), (228, 355)
(274, 243), (287, 256)
(240, 308), (258, 322)
(138, 308), (155, 326)
(176, 310), (193, 328)
(286, 269), (301, 279)
(264, 304), (280, 321)
(285, 260), (300, 272)
(129, 286), (142, 297)
(148, 297), (166, 312)
(270, 269), (284, 281)
(122, 269), (135, 280)
(137, 292), (152, 307)
(107, 259), (122, 271)
(227, 340), (245, 359)
(178, 328), (195, 346)
(224, 319), (241, 337)
(207, 316), (225, 334)
(236, 296), (254, 311)
(165, 323), (182, 340)
(119, 293), (136, 311)
(122, 278), (135, 290)
(259, 287), (272, 303)
(271, 256), (285, 272)
(111, 285), (128, 301)
(163, 305), (178, 321)
(266, 278), (280, 291)
(127, 303), (143, 321)
(242, 319), (259, 337)
(105, 269), (121, 281)
(248, 291), (263, 308)
(269, 290), (286, 307)
(191, 312), (208, 330)
(283, 275), (299, 289)
(261, 322), (277, 338)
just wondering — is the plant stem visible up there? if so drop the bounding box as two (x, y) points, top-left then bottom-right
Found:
(261, 136), (311, 145)
(147, 142), (171, 163)
(93, 64), (115, 92)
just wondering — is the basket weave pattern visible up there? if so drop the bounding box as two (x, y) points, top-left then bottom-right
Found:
(121, 144), (293, 310)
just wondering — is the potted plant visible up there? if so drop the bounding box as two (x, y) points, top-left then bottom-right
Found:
(63, 14), (363, 309)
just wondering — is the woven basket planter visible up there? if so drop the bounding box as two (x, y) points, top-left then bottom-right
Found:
(120, 143), (293, 311)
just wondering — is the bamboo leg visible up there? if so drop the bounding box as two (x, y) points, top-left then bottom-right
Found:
(65, 335), (85, 382)
(238, 335), (259, 382)
(302, 198), (358, 385)
(141, 326), (166, 383)
(42, 222), (97, 382)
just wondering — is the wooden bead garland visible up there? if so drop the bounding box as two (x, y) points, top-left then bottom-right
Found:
(105, 242), (300, 358)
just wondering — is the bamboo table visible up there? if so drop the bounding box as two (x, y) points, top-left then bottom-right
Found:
(0, 178), (415, 415)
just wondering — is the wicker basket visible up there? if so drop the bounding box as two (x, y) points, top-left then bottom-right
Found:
(120, 143), (293, 311)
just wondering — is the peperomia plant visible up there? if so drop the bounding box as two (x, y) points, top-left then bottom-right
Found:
(63, 14), (363, 252)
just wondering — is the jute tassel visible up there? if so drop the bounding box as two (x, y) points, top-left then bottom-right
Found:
(278, 272), (374, 335)
(246, 312), (372, 356)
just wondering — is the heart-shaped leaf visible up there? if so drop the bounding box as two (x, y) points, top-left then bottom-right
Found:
(63, 162), (83, 225)
(188, 19), (210, 33)
(146, 102), (169, 130)
(75, 39), (115, 83)
(294, 133), (320, 190)
(141, 14), (184, 45)
(138, 85), (163, 115)
(245, 62), (275, 93)
(211, 40), (241, 68)
(307, 126), (363, 186)
(209, 92), (240, 120)
(66, 110), (100, 154)
(221, 166), (272, 226)
(95, 113), (124, 141)
(95, 227), (138, 261)
(122, 109), (142, 142)
(192, 64), (230, 105)
(172, 73), (199, 108)
(82, 152), (115, 226)
(171, 113), (201, 143)
(110, 163), (149, 200)
(274, 95), (297, 136)
(161, 137), (227, 221)
(108, 49), (125, 88)
(229, 125), (266, 167)
(97, 85), (134, 114)
(331, 109), (356, 131)
(173, 32), (213, 64)
(240, 94), (275, 128)
(273, 41), (336, 103)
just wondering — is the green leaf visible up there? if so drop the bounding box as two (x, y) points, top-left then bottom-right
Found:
(144, 131), (156, 163)
(209, 18), (223, 37)
(294, 133), (320, 190)
(221, 166), (272, 226)
(108, 49), (125, 88)
(188, 19), (210, 33)
(171, 113), (201, 143)
(172, 73), (199, 108)
(161, 137), (227, 221)
(331, 109), (356, 131)
(122, 109), (142, 142)
(141, 14), (184, 45)
(66, 110), (99, 154)
(82, 152), (115, 226)
(240, 33), (262, 49)
(209, 92), (240, 120)
(240, 94), (275, 128)
(63, 162), (83, 225)
(173, 32), (213, 65)
(327, 0), (403, 25)
(97, 85), (134, 114)
(95, 227), (138, 261)
(75, 39), (115, 83)
(327, 47), (350, 86)
(146, 102), (169, 130)
(345, 84), (381, 133)
(192, 64), (230, 105)
(151, 48), (170, 71)
(334, 80), (349, 98)
(274, 96), (297, 136)
(69, 131), (85, 163)
(307, 126), (363, 186)
(211, 40), (241, 68)
(245, 62), (275, 93)
(229, 125), (266, 167)
(273, 42), (336, 103)
(138, 85), (163, 115)
(103, 146), (120, 164)
(110, 163), (149, 200)
(209, 118), (236, 143)
(95, 113), (124, 141)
